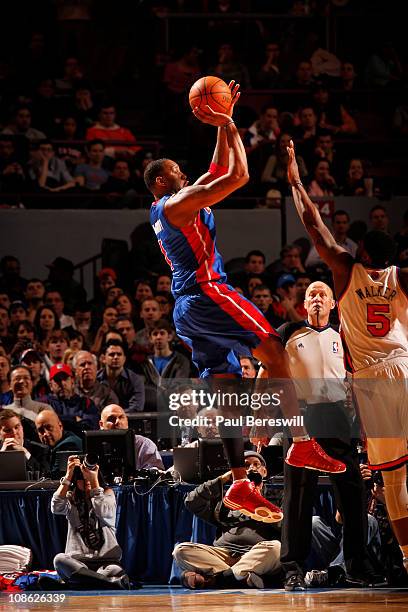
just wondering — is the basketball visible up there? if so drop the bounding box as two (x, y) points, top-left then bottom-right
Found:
(189, 76), (231, 114)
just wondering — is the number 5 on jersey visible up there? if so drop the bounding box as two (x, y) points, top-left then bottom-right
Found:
(366, 304), (390, 337)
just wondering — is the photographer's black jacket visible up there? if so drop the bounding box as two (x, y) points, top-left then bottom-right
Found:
(185, 477), (281, 555)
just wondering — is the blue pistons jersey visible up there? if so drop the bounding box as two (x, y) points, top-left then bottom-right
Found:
(150, 195), (227, 297)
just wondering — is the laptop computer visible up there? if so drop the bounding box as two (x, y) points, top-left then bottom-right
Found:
(0, 451), (27, 481)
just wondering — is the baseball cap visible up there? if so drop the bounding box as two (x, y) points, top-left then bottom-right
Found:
(49, 363), (73, 380)
(276, 273), (296, 289)
(46, 257), (74, 273)
(98, 267), (117, 281)
(244, 450), (266, 467)
(20, 348), (42, 364)
(10, 300), (27, 312)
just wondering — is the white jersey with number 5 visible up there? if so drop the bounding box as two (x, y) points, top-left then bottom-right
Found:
(338, 263), (408, 372)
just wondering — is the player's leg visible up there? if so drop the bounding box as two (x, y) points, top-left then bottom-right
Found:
(253, 336), (346, 473)
(210, 373), (283, 523)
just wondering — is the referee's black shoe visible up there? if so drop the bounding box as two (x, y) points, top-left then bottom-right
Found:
(284, 572), (306, 591)
(345, 559), (388, 587)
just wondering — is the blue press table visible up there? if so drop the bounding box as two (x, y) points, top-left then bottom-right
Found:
(0, 482), (335, 582)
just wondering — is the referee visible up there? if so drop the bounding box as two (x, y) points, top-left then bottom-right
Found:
(279, 281), (380, 590)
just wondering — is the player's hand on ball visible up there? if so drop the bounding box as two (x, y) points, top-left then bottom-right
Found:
(287, 139), (301, 185)
(227, 80), (240, 117)
(193, 105), (233, 128)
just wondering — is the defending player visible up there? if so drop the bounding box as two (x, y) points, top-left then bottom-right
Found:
(287, 139), (408, 573)
(144, 84), (345, 524)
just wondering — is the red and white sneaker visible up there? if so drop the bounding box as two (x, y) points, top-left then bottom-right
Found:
(223, 479), (283, 523)
(285, 438), (346, 473)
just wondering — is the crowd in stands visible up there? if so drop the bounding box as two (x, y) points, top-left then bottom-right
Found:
(0, 1), (407, 208)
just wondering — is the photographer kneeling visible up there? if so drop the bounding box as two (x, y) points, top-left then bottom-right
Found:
(51, 455), (130, 589)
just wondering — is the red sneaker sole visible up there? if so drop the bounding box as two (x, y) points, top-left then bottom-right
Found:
(223, 498), (283, 523)
(285, 458), (347, 474)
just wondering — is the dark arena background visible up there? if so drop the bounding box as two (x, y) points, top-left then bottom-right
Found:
(0, 1), (407, 611)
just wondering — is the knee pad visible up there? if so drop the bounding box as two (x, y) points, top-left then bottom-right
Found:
(382, 466), (408, 521)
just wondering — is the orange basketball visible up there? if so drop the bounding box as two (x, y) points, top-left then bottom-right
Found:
(189, 76), (231, 114)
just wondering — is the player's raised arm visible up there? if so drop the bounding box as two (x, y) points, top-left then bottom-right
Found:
(164, 108), (249, 227)
(287, 140), (353, 281)
(194, 81), (240, 187)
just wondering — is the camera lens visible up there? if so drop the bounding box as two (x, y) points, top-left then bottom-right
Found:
(83, 453), (99, 470)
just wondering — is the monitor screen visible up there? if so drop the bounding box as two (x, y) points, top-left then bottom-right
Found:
(84, 429), (136, 483)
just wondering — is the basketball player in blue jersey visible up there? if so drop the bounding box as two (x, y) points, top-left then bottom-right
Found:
(144, 84), (345, 524)
(287, 139), (408, 574)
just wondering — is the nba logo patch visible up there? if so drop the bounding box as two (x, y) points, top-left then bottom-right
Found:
(332, 341), (339, 353)
(297, 343), (304, 349)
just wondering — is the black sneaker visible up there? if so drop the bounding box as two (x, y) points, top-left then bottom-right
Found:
(284, 573), (306, 591)
(345, 560), (387, 588)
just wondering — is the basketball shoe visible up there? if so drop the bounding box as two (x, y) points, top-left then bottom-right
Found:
(223, 479), (283, 522)
(285, 439), (346, 473)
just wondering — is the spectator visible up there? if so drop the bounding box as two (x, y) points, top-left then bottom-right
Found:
(156, 274), (172, 294)
(394, 210), (408, 266)
(266, 244), (305, 281)
(253, 41), (283, 88)
(342, 159), (374, 197)
(292, 273), (311, 319)
(74, 140), (109, 191)
(90, 306), (119, 355)
(99, 403), (164, 470)
(163, 45), (202, 96)
(0, 354), (12, 405)
(365, 41), (402, 88)
(28, 140), (80, 192)
(137, 319), (191, 409)
(240, 356), (257, 379)
(71, 83), (97, 133)
(369, 205), (389, 233)
(113, 294), (135, 320)
(47, 363), (99, 431)
(34, 305), (60, 349)
(45, 289), (75, 329)
(9, 300), (28, 327)
(288, 60), (315, 89)
(229, 250), (266, 290)
(307, 160), (337, 197)
(134, 280), (154, 305)
(339, 61), (359, 93)
(5, 365), (50, 422)
(97, 340), (144, 413)
(244, 106), (280, 152)
(275, 274), (304, 323)
(90, 268), (117, 313)
(55, 116), (84, 172)
(261, 132), (308, 196)
(19, 348), (50, 401)
(0, 306), (13, 354)
(74, 350), (118, 412)
(306, 210), (358, 267)
(51, 455), (130, 590)
(24, 278), (45, 322)
(45, 257), (87, 313)
(0, 292), (11, 310)
(312, 84), (357, 135)
(0, 409), (49, 475)
(154, 291), (174, 319)
(44, 330), (69, 372)
(2, 105), (46, 141)
(134, 298), (161, 353)
(86, 103), (141, 158)
(100, 159), (139, 208)
(0, 255), (27, 300)
(31, 77), (59, 135)
(251, 285), (286, 328)
(0, 136), (26, 194)
(55, 56), (84, 93)
(293, 106), (319, 144)
(35, 409), (82, 478)
(211, 42), (251, 90)
(173, 451), (281, 589)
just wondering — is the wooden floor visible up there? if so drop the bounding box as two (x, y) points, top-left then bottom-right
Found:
(2, 589), (408, 612)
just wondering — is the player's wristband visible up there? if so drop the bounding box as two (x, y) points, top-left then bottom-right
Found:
(292, 180), (303, 188)
(209, 162), (228, 176)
